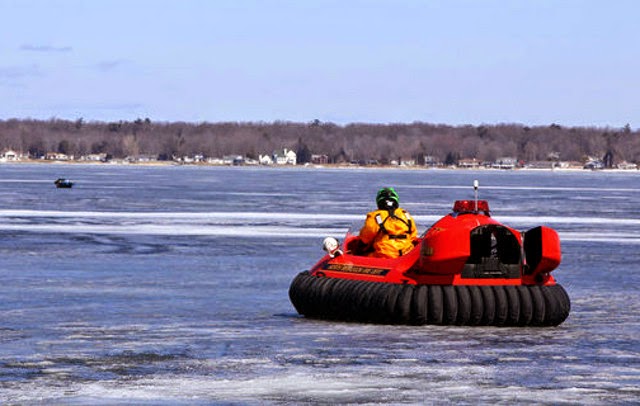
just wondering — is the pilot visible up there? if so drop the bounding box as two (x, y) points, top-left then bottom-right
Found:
(358, 187), (417, 258)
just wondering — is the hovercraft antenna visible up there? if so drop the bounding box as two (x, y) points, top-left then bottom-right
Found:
(473, 180), (479, 212)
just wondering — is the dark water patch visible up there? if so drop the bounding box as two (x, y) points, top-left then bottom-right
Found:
(68, 234), (172, 255)
(0, 350), (195, 384)
(0, 327), (29, 343)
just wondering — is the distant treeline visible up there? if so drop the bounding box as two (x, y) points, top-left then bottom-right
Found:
(0, 118), (638, 165)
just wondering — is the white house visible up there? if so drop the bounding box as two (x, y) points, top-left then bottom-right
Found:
(45, 152), (71, 161)
(273, 148), (297, 165)
(492, 157), (517, 169)
(0, 149), (19, 161)
(457, 158), (480, 169)
(617, 161), (638, 170)
(259, 154), (273, 165)
(81, 153), (107, 162)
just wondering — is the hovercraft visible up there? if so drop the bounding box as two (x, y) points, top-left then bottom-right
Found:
(289, 182), (570, 327)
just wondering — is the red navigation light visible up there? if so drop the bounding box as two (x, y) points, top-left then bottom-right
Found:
(452, 200), (490, 215)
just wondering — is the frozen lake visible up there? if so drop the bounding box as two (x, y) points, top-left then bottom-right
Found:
(0, 164), (638, 404)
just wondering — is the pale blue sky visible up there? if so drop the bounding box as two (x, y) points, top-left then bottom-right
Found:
(1, 0), (638, 128)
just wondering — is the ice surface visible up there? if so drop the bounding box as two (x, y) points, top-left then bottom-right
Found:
(0, 165), (638, 404)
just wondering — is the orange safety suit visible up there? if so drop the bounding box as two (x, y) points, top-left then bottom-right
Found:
(358, 208), (417, 258)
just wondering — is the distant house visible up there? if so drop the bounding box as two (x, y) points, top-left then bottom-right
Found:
(423, 155), (441, 167)
(124, 154), (156, 163)
(206, 157), (225, 165)
(81, 153), (107, 162)
(178, 156), (195, 163)
(311, 154), (329, 165)
(45, 152), (71, 161)
(273, 148), (297, 165)
(0, 149), (19, 161)
(258, 154), (273, 165)
(457, 158), (480, 169)
(617, 161), (638, 170)
(176, 154), (205, 163)
(525, 161), (556, 169)
(399, 159), (416, 167)
(492, 157), (517, 169)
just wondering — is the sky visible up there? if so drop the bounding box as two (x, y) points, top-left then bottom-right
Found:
(1, 0), (639, 128)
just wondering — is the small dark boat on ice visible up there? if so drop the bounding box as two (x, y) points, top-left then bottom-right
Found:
(54, 178), (74, 188)
(289, 182), (570, 327)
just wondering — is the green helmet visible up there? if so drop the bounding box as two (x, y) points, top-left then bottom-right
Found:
(376, 187), (399, 210)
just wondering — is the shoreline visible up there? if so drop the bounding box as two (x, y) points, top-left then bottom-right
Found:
(1, 159), (639, 173)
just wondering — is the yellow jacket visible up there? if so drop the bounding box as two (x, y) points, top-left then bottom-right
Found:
(359, 208), (417, 258)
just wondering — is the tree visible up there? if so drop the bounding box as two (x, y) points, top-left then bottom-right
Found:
(91, 140), (109, 154)
(27, 139), (46, 158)
(121, 135), (140, 157)
(296, 138), (312, 164)
(58, 139), (73, 155)
(444, 151), (459, 166)
(0, 118), (637, 165)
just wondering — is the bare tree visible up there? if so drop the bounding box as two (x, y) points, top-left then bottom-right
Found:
(0, 119), (638, 165)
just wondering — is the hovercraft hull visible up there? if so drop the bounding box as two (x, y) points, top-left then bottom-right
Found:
(289, 198), (571, 327)
(289, 271), (570, 326)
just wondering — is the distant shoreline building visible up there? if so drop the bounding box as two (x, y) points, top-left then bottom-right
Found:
(0, 149), (19, 161)
(260, 148), (297, 165)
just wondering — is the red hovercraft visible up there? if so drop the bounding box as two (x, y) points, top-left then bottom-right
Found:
(289, 181), (570, 327)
